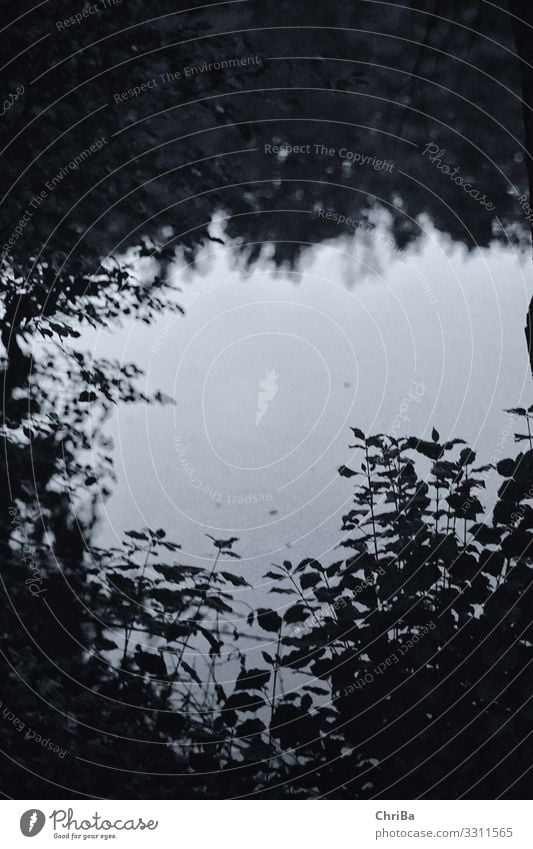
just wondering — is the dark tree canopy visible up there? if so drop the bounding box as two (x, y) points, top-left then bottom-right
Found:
(0, 0), (529, 273)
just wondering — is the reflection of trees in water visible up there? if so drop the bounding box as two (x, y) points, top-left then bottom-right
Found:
(1, 0), (529, 264)
(1, 0), (533, 798)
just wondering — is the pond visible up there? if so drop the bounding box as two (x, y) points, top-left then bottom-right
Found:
(86, 223), (531, 583)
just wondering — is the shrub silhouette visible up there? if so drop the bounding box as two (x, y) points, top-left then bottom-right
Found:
(71, 414), (533, 798)
(252, 419), (533, 798)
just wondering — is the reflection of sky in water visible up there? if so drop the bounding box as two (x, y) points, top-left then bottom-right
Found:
(86, 226), (531, 585)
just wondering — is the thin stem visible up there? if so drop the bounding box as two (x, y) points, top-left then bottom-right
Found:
(266, 626), (282, 786)
(365, 443), (379, 562)
(282, 565), (340, 657)
(122, 540), (152, 666)
(175, 548), (221, 674)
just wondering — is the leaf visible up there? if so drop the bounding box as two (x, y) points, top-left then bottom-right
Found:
(124, 530), (149, 541)
(153, 541), (175, 552)
(301, 694), (313, 711)
(197, 624), (222, 655)
(431, 427), (440, 443)
(215, 684), (227, 703)
(220, 571), (250, 587)
(326, 560), (344, 577)
(181, 661), (202, 685)
(271, 703), (305, 732)
(350, 427), (366, 440)
(152, 563), (183, 582)
(446, 494), (483, 519)
(225, 692), (265, 712)
(235, 718), (266, 737)
(107, 574), (136, 595)
(206, 535), (240, 550)
(496, 458), (515, 478)
(338, 465), (357, 478)
(262, 651), (275, 665)
(502, 529), (533, 558)
(50, 322), (80, 338)
(478, 550), (505, 576)
(166, 621), (192, 642)
(92, 636), (118, 651)
(204, 595), (232, 613)
(235, 667), (271, 690)
(406, 438), (442, 460)
(459, 448), (476, 466)
(470, 524), (503, 546)
(151, 587), (185, 608)
(282, 646), (321, 669)
(294, 558), (323, 573)
(443, 439), (467, 449)
(300, 572), (321, 590)
(284, 603), (308, 623)
(257, 608), (282, 632)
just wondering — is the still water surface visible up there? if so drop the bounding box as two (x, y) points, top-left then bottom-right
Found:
(84, 225), (531, 593)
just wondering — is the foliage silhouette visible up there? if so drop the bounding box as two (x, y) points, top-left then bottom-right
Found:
(3, 392), (533, 797)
